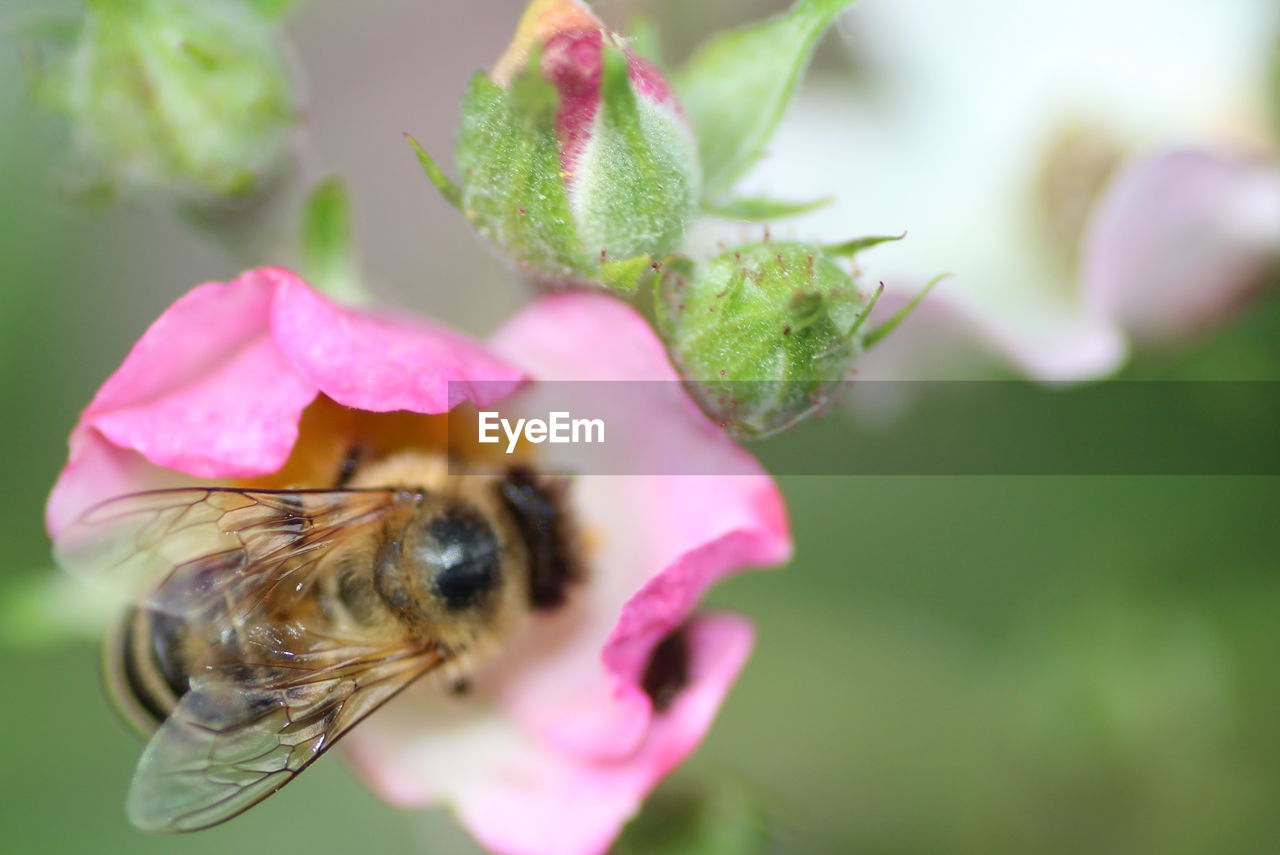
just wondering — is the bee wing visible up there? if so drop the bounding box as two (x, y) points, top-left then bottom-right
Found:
(127, 627), (445, 832)
(56, 487), (408, 617)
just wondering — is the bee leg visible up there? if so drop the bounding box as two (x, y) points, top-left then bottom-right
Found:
(449, 678), (471, 697)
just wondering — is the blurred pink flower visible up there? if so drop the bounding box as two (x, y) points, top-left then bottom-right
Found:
(46, 270), (790, 855)
(1083, 148), (1280, 346)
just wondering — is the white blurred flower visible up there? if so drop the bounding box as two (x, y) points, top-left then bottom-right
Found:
(708, 0), (1280, 379)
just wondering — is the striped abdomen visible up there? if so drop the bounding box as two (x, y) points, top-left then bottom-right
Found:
(105, 605), (200, 734)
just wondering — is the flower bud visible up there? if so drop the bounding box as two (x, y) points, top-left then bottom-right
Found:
(49, 0), (297, 206)
(659, 238), (922, 439)
(422, 0), (699, 290)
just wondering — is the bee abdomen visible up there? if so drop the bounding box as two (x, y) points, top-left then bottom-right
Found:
(105, 607), (194, 735)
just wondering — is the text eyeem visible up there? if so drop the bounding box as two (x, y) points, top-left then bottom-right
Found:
(478, 411), (605, 454)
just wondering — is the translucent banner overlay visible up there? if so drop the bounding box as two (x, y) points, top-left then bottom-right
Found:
(447, 381), (1280, 476)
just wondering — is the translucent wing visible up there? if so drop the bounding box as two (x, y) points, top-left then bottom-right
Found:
(57, 487), (441, 830)
(127, 624), (444, 832)
(56, 487), (410, 617)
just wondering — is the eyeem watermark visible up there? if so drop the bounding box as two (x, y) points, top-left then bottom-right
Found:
(478, 411), (605, 454)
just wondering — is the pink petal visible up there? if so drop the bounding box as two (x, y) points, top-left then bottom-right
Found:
(269, 271), (524, 413)
(83, 271), (278, 419)
(91, 332), (315, 479)
(855, 281), (1128, 386)
(1083, 148), (1280, 344)
(45, 433), (195, 538)
(346, 614), (755, 855)
(487, 293), (790, 760)
(47, 268), (525, 537)
(48, 270), (320, 534)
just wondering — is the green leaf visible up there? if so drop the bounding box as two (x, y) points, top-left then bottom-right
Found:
(300, 177), (368, 304)
(676, 0), (861, 201)
(703, 194), (833, 221)
(825, 231), (906, 258)
(864, 273), (949, 349)
(406, 133), (462, 210)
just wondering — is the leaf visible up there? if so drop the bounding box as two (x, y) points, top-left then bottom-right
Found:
(299, 177), (367, 304)
(703, 195), (833, 221)
(675, 0), (861, 201)
(863, 273), (950, 349)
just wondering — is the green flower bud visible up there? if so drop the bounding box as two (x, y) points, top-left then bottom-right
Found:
(413, 0), (700, 291)
(48, 0), (297, 206)
(659, 237), (928, 439)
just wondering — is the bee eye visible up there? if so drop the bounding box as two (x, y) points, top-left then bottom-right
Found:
(414, 509), (501, 612)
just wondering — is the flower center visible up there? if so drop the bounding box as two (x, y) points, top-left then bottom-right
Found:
(1031, 120), (1124, 273)
(239, 396), (508, 490)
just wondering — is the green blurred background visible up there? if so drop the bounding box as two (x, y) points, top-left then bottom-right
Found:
(2, 1), (1278, 853)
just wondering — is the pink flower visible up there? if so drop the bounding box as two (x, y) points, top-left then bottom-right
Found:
(45, 267), (522, 536)
(46, 269), (790, 855)
(1082, 148), (1280, 346)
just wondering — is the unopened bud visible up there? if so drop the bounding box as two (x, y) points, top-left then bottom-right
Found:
(660, 237), (928, 439)
(416, 0), (699, 291)
(48, 0), (297, 206)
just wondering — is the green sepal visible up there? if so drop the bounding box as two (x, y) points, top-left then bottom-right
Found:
(653, 254), (696, 332)
(845, 281), (885, 339)
(300, 176), (368, 304)
(455, 64), (584, 279)
(825, 232), (907, 258)
(676, 0), (861, 201)
(406, 133), (462, 210)
(704, 195), (834, 221)
(863, 273), (948, 349)
(570, 39), (699, 281)
(600, 255), (653, 293)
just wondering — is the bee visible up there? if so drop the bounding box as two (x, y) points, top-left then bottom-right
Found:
(57, 451), (578, 833)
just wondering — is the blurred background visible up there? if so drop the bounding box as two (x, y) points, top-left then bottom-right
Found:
(1, 0), (1278, 853)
